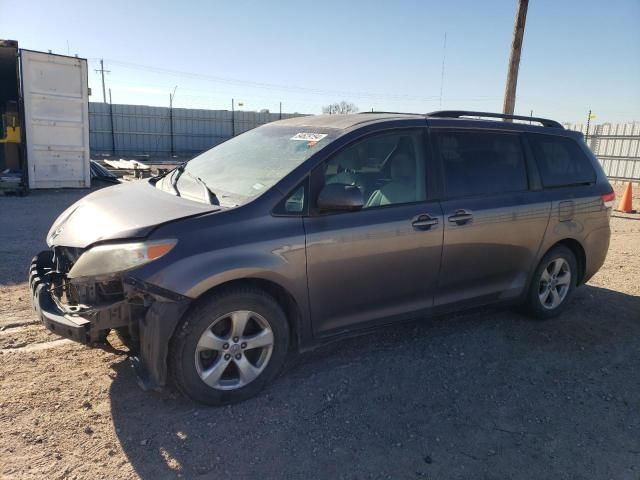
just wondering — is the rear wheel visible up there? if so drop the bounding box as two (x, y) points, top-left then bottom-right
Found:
(525, 245), (577, 319)
(168, 287), (289, 405)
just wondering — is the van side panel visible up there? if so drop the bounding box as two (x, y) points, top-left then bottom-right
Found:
(524, 132), (613, 285)
(532, 187), (610, 280)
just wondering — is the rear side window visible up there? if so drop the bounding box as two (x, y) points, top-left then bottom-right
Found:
(434, 131), (528, 198)
(528, 134), (596, 187)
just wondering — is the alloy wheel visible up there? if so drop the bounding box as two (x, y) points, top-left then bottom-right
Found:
(194, 310), (274, 390)
(538, 258), (571, 310)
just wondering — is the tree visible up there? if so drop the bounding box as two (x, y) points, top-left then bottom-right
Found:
(322, 101), (359, 115)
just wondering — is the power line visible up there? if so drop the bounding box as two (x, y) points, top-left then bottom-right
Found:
(93, 58), (444, 102)
(103, 87), (505, 117)
(104, 76), (503, 105)
(89, 58), (508, 115)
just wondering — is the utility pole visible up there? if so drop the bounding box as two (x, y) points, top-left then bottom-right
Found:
(109, 89), (116, 156)
(502, 0), (529, 117)
(231, 98), (235, 137)
(585, 109), (592, 144)
(169, 86), (177, 157)
(94, 59), (110, 103)
(279, 102), (282, 120)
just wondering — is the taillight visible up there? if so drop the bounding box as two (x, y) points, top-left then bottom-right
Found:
(601, 192), (616, 209)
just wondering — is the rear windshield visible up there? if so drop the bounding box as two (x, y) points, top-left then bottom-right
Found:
(183, 125), (340, 202)
(528, 134), (596, 187)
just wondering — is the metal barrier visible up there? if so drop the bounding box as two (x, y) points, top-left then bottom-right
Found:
(597, 155), (640, 182)
(89, 102), (305, 158)
(563, 122), (640, 182)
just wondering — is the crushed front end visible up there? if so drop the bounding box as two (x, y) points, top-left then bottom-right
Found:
(29, 247), (191, 389)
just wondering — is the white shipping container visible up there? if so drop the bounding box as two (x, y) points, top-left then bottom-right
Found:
(20, 50), (90, 188)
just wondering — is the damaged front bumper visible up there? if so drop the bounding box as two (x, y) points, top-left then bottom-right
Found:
(29, 250), (191, 390)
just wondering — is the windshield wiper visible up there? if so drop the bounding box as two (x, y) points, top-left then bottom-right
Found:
(170, 163), (220, 205)
(170, 163), (187, 196)
(184, 171), (220, 206)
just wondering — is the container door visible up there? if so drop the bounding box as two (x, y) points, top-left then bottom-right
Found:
(20, 50), (90, 188)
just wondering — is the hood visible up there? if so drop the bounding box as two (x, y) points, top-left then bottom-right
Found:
(47, 180), (221, 248)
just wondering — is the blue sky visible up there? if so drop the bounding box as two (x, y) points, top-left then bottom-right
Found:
(2, 0), (639, 122)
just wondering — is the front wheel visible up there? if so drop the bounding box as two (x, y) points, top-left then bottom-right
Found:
(524, 245), (577, 319)
(168, 287), (290, 405)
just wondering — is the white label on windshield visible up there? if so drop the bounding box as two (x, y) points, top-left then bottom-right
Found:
(290, 132), (328, 142)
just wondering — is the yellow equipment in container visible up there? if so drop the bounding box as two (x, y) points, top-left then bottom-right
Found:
(0, 111), (21, 144)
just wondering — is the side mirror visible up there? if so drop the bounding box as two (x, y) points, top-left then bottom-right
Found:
(317, 183), (364, 211)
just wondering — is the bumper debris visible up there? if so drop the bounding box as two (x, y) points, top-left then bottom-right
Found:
(29, 249), (190, 388)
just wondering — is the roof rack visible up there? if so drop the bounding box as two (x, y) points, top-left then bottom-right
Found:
(426, 110), (563, 129)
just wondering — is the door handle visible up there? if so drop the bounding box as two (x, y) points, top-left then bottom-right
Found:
(412, 214), (439, 230)
(448, 209), (473, 225)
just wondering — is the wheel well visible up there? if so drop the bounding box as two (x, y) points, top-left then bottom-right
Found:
(552, 239), (586, 284)
(194, 278), (302, 351)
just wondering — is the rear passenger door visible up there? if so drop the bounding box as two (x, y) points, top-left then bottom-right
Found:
(432, 129), (551, 308)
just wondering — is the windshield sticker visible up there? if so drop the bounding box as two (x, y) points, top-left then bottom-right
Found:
(290, 132), (328, 142)
(252, 182), (265, 190)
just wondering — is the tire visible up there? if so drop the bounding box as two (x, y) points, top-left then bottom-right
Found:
(524, 245), (578, 319)
(168, 286), (290, 405)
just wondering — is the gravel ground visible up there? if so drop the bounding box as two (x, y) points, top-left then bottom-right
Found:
(0, 184), (639, 480)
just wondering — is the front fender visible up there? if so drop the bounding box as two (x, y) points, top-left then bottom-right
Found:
(129, 210), (312, 349)
(140, 244), (307, 300)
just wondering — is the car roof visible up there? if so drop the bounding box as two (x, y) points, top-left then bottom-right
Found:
(272, 111), (580, 138)
(273, 113), (424, 130)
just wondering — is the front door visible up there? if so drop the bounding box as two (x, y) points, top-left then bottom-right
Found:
(431, 129), (551, 308)
(304, 129), (443, 335)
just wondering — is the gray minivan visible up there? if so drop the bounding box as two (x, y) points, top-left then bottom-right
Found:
(30, 111), (614, 405)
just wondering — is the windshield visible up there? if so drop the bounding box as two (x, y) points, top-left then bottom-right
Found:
(180, 124), (339, 204)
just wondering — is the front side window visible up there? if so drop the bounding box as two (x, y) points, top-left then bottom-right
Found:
(434, 130), (528, 198)
(284, 184), (305, 214)
(174, 125), (339, 205)
(273, 183), (306, 215)
(323, 130), (427, 208)
(528, 134), (596, 187)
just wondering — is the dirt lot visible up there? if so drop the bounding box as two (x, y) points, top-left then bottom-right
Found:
(1, 185), (639, 480)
